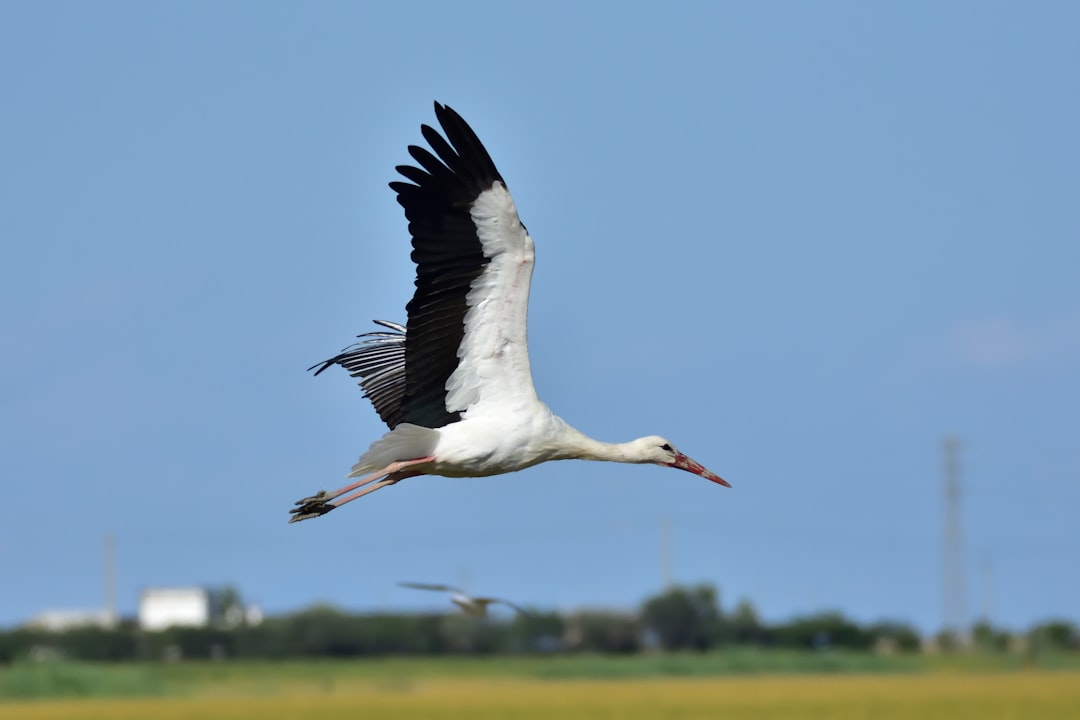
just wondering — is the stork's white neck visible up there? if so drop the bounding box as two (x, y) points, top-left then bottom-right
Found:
(559, 429), (649, 464)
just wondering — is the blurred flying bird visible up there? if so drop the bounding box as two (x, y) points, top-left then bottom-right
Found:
(290, 102), (730, 523)
(398, 582), (527, 617)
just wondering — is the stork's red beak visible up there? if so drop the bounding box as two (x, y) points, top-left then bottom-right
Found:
(671, 452), (731, 488)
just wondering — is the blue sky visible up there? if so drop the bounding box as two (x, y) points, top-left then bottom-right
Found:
(2, 2), (1077, 633)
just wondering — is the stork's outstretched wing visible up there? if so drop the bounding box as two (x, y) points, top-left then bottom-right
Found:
(391, 102), (540, 428)
(313, 103), (539, 431)
(399, 581), (467, 594)
(475, 596), (530, 615)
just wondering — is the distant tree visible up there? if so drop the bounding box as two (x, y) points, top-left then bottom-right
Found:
(773, 611), (873, 650)
(0, 628), (38, 663)
(148, 626), (232, 660)
(641, 584), (723, 651)
(401, 613), (446, 655)
(565, 612), (641, 654)
(933, 628), (962, 652)
(277, 604), (368, 657)
(1028, 620), (1078, 651)
(971, 620), (1009, 653)
(439, 613), (484, 654)
(729, 599), (767, 646)
(213, 585), (246, 628)
(60, 625), (141, 661)
(0, 630), (13, 663)
(509, 610), (565, 653)
(867, 620), (921, 653)
(0, 623), (141, 662)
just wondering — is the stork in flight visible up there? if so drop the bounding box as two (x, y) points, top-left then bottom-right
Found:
(398, 582), (527, 617)
(289, 102), (729, 523)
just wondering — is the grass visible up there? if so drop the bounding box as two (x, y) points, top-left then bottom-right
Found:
(0, 662), (167, 700)
(6, 672), (1080, 719)
(0, 651), (909, 700)
(1, 650), (1077, 701)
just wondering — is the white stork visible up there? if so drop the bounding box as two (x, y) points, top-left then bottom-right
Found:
(398, 582), (528, 617)
(290, 102), (729, 523)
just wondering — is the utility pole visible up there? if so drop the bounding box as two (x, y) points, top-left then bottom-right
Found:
(980, 553), (994, 625)
(104, 533), (117, 627)
(942, 436), (966, 644)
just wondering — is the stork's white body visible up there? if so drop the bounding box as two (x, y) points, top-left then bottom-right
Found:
(358, 410), (572, 480)
(289, 103), (728, 523)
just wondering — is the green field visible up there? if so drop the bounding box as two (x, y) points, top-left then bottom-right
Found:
(6, 672), (1080, 720)
(3, 654), (1080, 719)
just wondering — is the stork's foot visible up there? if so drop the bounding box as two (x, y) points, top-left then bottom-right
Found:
(289, 491), (336, 523)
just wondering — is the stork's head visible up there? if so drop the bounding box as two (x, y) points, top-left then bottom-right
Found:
(631, 435), (731, 488)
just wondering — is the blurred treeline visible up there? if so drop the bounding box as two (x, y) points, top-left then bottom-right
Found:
(2, 584), (1076, 662)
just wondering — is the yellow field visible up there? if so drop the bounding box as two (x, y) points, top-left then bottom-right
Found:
(8, 672), (1080, 720)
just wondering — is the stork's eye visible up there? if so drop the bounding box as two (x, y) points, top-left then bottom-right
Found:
(660, 443), (673, 452)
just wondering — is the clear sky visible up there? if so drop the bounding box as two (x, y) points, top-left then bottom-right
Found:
(2, 2), (1077, 633)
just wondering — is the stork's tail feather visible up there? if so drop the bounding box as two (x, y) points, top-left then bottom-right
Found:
(348, 424), (440, 478)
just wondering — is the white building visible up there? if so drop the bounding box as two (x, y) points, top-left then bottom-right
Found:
(138, 587), (212, 631)
(26, 609), (115, 631)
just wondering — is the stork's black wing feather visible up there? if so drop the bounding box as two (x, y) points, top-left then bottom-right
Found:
(390, 102), (506, 428)
(313, 103), (507, 430)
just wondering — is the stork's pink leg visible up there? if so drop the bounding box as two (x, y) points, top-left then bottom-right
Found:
(321, 458), (431, 502)
(288, 456), (435, 523)
(329, 470), (423, 509)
